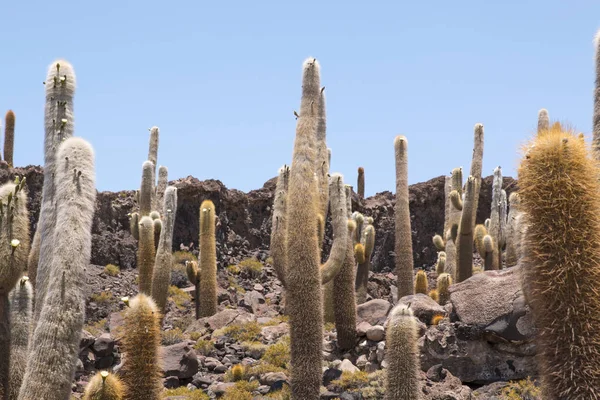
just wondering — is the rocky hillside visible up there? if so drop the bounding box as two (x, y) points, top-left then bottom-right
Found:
(5, 164), (516, 273)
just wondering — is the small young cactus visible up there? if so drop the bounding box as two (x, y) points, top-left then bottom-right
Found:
(4, 111), (15, 167)
(186, 261), (201, 319)
(435, 251), (446, 275)
(137, 216), (155, 295)
(384, 304), (420, 400)
(432, 234), (445, 251)
(394, 135), (414, 298)
(152, 217), (162, 252)
(428, 289), (439, 303)
(357, 166), (365, 198)
(83, 371), (125, 400)
(437, 273), (452, 306)
(151, 187), (178, 312)
(414, 270), (428, 294)
(120, 294), (162, 400)
(199, 199), (217, 317)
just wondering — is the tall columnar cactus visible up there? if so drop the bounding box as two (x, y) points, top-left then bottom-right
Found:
(0, 180), (30, 400)
(8, 277), (32, 400)
(355, 223), (375, 304)
(186, 261), (201, 319)
(488, 166), (504, 269)
(285, 57), (324, 400)
(595, 30), (600, 155)
(26, 232), (40, 288)
(518, 126), (600, 399)
(538, 109), (550, 133)
(19, 137), (95, 400)
(414, 270), (428, 294)
(333, 220), (357, 350)
(436, 273), (452, 306)
(270, 165), (289, 288)
(315, 88), (329, 241)
(199, 199), (217, 317)
(129, 212), (140, 241)
(4, 111), (15, 167)
(469, 124), (484, 223)
(83, 371), (124, 400)
(384, 304), (420, 400)
(455, 176), (476, 282)
(139, 160), (154, 217)
(155, 165), (168, 213)
(151, 186), (178, 312)
(120, 294), (162, 400)
(442, 167), (462, 279)
(505, 192), (521, 267)
(147, 127), (159, 211)
(137, 216), (155, 295)
(394, 135), (414, 298)
(357, 167), (365, 198)
(32, 59), (76, 327)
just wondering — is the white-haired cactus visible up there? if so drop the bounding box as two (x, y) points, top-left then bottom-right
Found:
(151, 186), (178, 312)
(488, 166), (504, 268)
(32, 59), (76, 328)
(355, 222), (375, 304)
(384, 304), (420, 400)
(538, 108), (550, 134)
(139, 161), (154, 217)
(505, 192), (521, 267)
(155, 165), (168, 213)
(19, 137), (96, 400)
(394, 135), (414, 297)
(8, 277), (32, 399)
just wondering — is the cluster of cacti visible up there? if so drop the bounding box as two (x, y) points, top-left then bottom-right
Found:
(518, 124), (600, 399)
(384, 304), (421, 400)
(432, 124), (484, 283)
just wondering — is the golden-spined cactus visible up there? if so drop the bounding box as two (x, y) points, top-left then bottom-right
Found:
(83, 371), (125, 400)
(518, 125), (600, 399)
(414, 270), (428, 294)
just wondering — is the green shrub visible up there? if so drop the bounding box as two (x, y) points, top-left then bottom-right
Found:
(189, 331), (202, 341)
(84, 319), (108, 337)
(161, 328), (186, 345)
(329, 371), (370, 392)
(500, 377), (541, 400)
(221, 381), (259, 400)
(214, 321), (262, 343)
(168, 285), (191, 309)
(161, 386), (209, 399)
(262, 335), (290, 368)
(104, 264), (120, 276)
(90, 291), (114, 304)
(194, 339), (214, 356)
(238, 257), (263, 277)
(173, 250), (196, 265)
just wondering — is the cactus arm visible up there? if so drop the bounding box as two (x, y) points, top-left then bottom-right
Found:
(270, 165), (289, 288)
(456, 176), (476, 283)
(320, 173), (348, 284)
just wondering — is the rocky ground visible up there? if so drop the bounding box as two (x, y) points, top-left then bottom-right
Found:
(2, 164), (538, 399)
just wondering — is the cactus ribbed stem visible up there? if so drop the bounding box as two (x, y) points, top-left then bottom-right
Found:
(456, 176), (476, 283)
(199, 200), (217, 317)
(333, 220), (357, 350)
(139, 161), (153, 217)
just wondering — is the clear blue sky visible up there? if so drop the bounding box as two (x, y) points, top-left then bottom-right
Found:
(2, 1), (600, 195)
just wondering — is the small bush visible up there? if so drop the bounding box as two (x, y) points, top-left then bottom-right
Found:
(221, 380), (258, 400)
(189, 331), (202, 341)
(173, 250), (196, 265)
(90, 291), (114, 304)
(161, 328), (186, 345)
(262, 336), (290, 368)
(168, 285), (191, 310)
(104, 264), (120, 276)
(226, 264), (241, 274)
(172, 314), (194, 332)
(161, 386), (209, 399)
(194, 339), (214, 356)
(227, 276), (245, 293)
(84, 318), (108, 337)
(329, 371), (370, 392)
(238, 257), (263, 277)
(265, 256), (274, 265)
(241, 341), (267, 359)
(214, 321), (262, 343)
(500, 377), (541, 400)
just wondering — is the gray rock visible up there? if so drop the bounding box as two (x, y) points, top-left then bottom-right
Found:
(209, 382), (235, 396)
(356, 321), (372, 337)
(421, 366), (472, 400)
(355, 355), (368, 369)
(339, 359), (359, 373)
(261, 323), (289, 343)
(80, 330), (96, 350)
(397, 293), (446, 325)
(185, 308), (256, 333)
(356, 299), (392, 325)
(366, 325), (385, 342)
(259, 372), (288, 386)
(240, 290), (266, 314)
(92, 333), (114, 357)
(161, 342), (199, 379)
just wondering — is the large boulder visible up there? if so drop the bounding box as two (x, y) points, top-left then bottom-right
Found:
(185, 308), (256, 333)
(397, 293), (446, 325)
(161, 341), (199, 379)
(356, 299), (392, 325)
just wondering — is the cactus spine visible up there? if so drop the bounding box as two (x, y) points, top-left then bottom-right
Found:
(32, 60), (76, 328)
(19, 137), (95, 400)
(394, 135), (414, 297)
(414, 270), (428, 294)
(199, 199), (217, 317)
(151, 186), (177, 312)
(137, 216), (155, 295)
(83, 371), (124, 400)
(384, 304), (420, 400)
(357, 167), (365, 198)
(285, 57), (323, 400)
(8, 278), (32, 400)
(0, 180), (30, 400)
(518, 126), (600, 399)
(120, 294), (162, 400)
(3, 111), (14, 168)
(456, 176), (476, 282)
(333, 220), (357, 350)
